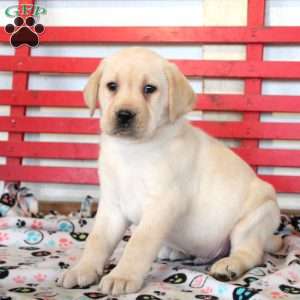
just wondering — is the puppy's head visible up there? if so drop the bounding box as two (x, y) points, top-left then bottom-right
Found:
(84, 47), (196, 140)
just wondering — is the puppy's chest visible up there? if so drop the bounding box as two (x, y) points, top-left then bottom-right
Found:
(116, 162), (156, 225)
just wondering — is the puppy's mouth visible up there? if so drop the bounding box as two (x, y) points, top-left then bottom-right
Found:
(111, 127), (138, 138)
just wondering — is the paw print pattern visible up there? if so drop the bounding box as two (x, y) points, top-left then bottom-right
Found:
(83, 292), (107, 299)
(279, 284), (300, 295)
(79, 218), (87, 227)
(136, 295), (162, 300)
(190, 274), (208, 288)
(16, 219), (26, 228)
(235, 276), (259, 288)
(5, 16), (44, 48)
(19, 246), (39, 251)
(9, 287), (36, 293)
(58, 238), (73, 249)
(232, 287), (261, 300)
(0, 220), (9, 228)
(271, 291), (287, 299)
(58, 261), (70, 269)
(13, 275), (26, 284)
(70, 232), (88, 242)
(24, 230), (44, 245)
(163, 273), (187, 284)
(34, 273), (47, 282)
(195, 296), (219, 300)
(0, 232), (9, 242)
(31, 219), (43, 229)
(57, 219), (75, 232)
(0, 267), (9, 279)
(31, 250), (51, 257)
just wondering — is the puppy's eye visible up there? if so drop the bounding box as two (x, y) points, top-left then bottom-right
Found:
(107, 82), (118, 92)
(143, 84), (157, 95)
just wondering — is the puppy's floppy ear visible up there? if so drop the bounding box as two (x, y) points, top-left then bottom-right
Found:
(164, 62), (196, 122)
(83, 61), (104, 116)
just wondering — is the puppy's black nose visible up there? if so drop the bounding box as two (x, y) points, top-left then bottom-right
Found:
(116, 110), (136, 128)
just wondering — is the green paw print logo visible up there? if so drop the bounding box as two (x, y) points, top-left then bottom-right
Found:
(24, 230), (43, 245)
(163, 273), (187, 284)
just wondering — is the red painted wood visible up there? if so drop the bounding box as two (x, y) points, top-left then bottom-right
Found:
(0, 164), (298, 193)
(2, 56), (300, 78)
(0, 90), (85, 107)
(0, 141), (99, 160)
(0, 116), (99, 134)
(6, 0), (35, 170)
(2, 27), (300, 44)
(241, 0), (265, 167)
(196, 95), (300, 112)
(194, 122), (300, 140)
(0, 165), (98, 185)
(7, 41), (30, 169)
(259, 175), (300, 193)
(1, 116), (300, 140)
(1, 141), (300, 168)
(2, 90), (300, 113)
(234, 148), (300, 167)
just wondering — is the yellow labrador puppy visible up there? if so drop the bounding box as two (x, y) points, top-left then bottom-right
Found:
(58, 47), (282, 295)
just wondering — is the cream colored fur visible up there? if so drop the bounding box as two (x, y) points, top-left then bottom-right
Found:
(57, 47), (282, 295)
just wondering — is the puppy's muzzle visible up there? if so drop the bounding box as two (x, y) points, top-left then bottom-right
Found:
(116, 109), (136, 130)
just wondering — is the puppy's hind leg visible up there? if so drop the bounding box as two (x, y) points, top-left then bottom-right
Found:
(210, 199), (281, 281)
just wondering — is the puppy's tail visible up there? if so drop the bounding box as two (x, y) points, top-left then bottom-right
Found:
(265, 234), (283, 253)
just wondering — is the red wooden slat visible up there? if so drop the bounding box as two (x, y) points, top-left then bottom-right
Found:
(2, 141), (300, 168)
(0, 90), (84, 107)
(0, 164), (298, 193)
(0, 55), (100, 73)
(0, 116), (99, 134)
(1, 116), (300, 139)
(2, 56), (300, 79)
(0, 141), (98, 160)
(241, 0), (264, 166)
(196, 95), (300, 113)
(7, 41), (31, 169)
(0, 165), (98, 184)
(2, 27), (300, 44)
(2, 90), (300, 113)
(194, 122), (300, 140)
(234, 148), (300, 167)
(259, 175), (300, 193)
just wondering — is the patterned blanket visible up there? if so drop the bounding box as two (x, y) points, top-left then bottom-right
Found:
(0, 214), (299, 300)
(0, 183), (299, 299)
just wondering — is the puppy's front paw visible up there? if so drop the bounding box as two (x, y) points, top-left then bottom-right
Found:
(99, 272), (143, 295)
(57, 263), (100, 288)
(210, 257), (243, 281)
